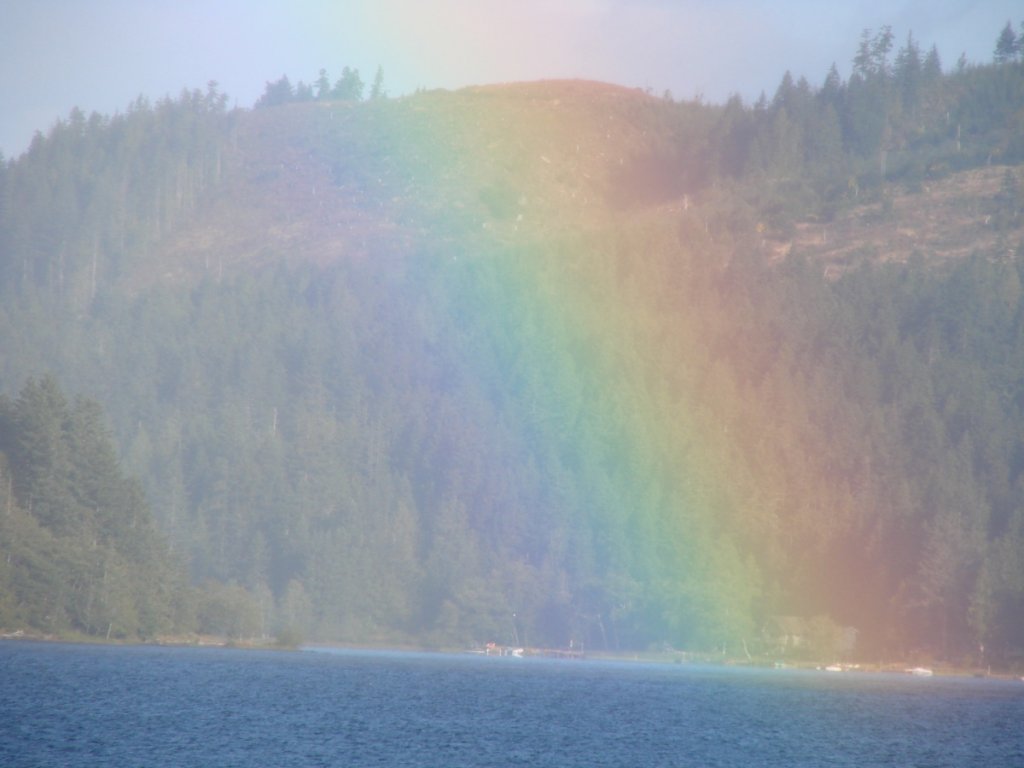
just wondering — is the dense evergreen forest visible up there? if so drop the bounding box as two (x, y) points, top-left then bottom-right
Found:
(0, 376), (189, 639)
(2, 26), (1024, 664)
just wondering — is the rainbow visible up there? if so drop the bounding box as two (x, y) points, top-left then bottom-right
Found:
(199, 82), (877, 650)
(396, 120), (775, 649)
(308, 82), (871, 652)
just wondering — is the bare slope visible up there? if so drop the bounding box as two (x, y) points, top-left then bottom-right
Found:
(770, 166), (1024, 276)
(142, 79), (1022, 289)
(143, 81), (678, 286)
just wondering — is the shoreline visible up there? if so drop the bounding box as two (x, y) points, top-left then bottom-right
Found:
(5, 629), (1022, 681)
(579, 650), (1024, 682)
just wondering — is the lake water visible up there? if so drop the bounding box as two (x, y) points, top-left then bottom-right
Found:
(2, 642), (1022, 767)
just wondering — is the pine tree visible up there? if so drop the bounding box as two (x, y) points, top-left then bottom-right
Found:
(315, 68), (331, 100)
(255, 75), (293, 108)
(10, 376), (74, 534)
(853, 28), (874, 78)
(923, 45), (942, 82)
(369, 65), (386, 100)
(895, 32), (923, 111)
(332, 67), (364, 101)
(820, 63), (843, 107)
(994, 20), (1019, 63)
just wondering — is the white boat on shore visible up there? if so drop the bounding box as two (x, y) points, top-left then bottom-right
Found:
(907, 666), (934, 677)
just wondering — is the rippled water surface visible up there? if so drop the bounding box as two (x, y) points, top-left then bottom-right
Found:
(2, 642), (1023, 767)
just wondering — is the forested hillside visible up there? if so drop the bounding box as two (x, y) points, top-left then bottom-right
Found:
(2, 30), (1024, 663)
(0, 376), (189, 639)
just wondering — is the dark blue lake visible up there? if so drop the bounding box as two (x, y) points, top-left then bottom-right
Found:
(2, 641), (1022, 767)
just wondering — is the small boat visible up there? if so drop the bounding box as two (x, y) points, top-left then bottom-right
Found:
(907, 667), (933, 677)
(825, 664), (843, 672)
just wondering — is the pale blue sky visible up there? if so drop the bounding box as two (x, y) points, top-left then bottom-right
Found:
(1, 1), (1020, 158)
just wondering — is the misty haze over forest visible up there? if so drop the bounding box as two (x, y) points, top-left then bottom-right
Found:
(1, 18), (1024, 673)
